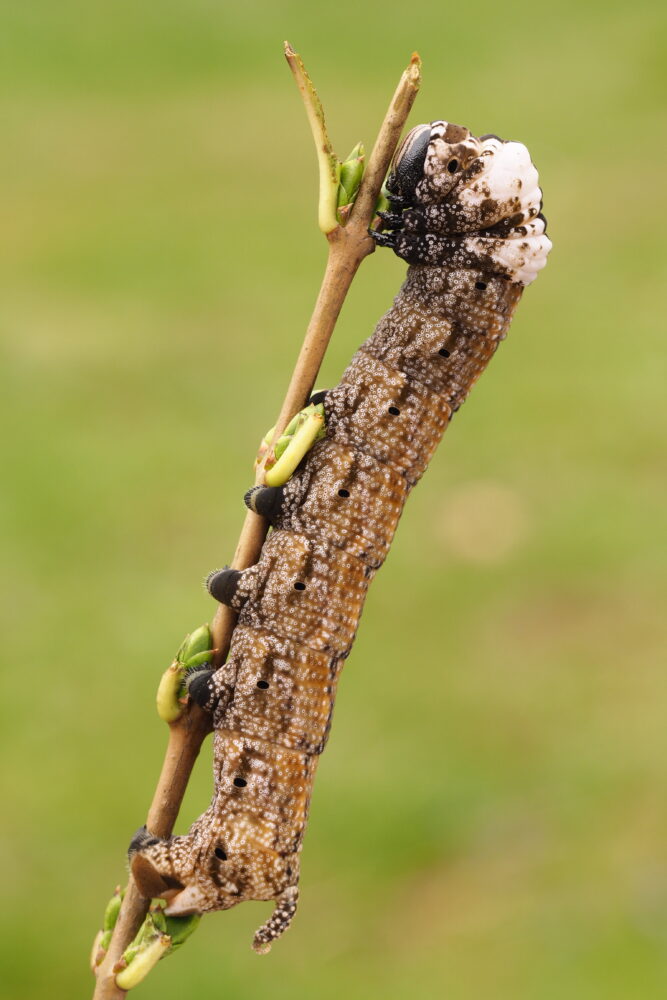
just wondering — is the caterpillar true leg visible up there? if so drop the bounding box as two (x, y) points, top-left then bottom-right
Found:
(376, 210), (404, 230)
(369, 230), (396, 248)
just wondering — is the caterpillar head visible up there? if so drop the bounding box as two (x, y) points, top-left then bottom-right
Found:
(382, 120), (551, 285)
(388, 121), (480, 205)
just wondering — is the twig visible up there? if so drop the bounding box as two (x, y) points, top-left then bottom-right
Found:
(283, 42), (340, 235)
(211, 43), (420, 662)
(92, 45), (420, 999)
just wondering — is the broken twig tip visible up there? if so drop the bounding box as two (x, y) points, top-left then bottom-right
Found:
(408, 53), (422, 84)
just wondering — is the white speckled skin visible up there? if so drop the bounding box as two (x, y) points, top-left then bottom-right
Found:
(130, 119), (551, 953)
(393, 121), (552, 285)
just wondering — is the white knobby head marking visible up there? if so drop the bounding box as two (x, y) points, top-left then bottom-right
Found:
(418, 125), (551, 284)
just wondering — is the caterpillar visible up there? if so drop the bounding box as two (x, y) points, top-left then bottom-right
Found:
(129, 119), (551, 953)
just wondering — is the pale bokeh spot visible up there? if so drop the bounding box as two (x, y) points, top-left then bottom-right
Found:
(436, 480), (529, 564)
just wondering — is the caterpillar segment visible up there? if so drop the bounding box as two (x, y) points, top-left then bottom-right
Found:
(130, 120), (551, 950)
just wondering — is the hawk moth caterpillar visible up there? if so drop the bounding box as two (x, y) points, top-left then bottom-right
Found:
(129, 119), (551, 952)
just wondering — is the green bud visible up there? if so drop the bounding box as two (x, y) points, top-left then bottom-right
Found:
(149, 905), (168, 935)
(117, 944), (139, 970)
(312, 401), (326, 429)
(255, 424), (275, 470)
(265, 405), (326, 487)
(103, 886), (124, 932)
(263, 403), (326, 477)
(111, 906), (201, 989)
(164, 913), (201, 953)
(156, 665), (186, 723)
(91, 886), (125, 970)
(115, 935), (171, 990)
(337, 142), (365, 211)
(119, 910), (158, 968)
(272, 433), (291, 464)
(157, 625), (214, 723)
(283, 412), (302, 438)
(183, 649), (213, 672)
(90, 930), (105, 972)
(180, 624), (212, 665)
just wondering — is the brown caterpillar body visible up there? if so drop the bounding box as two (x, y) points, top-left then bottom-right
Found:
(130, 120), (551, 952)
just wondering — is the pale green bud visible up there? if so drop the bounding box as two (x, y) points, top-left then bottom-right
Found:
(283, 412), (302, 437)
(337, 142), (365, 211)
(164, 913), (201, 953)
(90, 886), (125, 970)
(115, 935), (171, 990)
(180, 624), (212, 665)
(255, 424), (276, 470)
(263, 402), (326, 479)
(156, 665), (186, 723)
(118, 910), (159, 968)
(110, 906), (201, 988)
(157, 625), (214, 723)
(183, 649), (213, 671)
(149, 904), (168, 935)
(90, 930), (105, 972)
(265, 405), (325, 487)
(272, 433), (291, 464)
(103, 886), (124, 931)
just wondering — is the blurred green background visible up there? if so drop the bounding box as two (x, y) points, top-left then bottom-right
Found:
(2, 1), (666, 998)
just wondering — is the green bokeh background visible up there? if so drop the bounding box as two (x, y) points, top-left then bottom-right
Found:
(2, 2), (666, 998)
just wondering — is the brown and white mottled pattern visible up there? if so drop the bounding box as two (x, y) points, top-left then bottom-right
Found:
(213, 627), (341, 754)
(130, 119), (551, 952)
(277, 440), (409, 568)
(233, 531), (372, 655)
(325, 353), (452, 484)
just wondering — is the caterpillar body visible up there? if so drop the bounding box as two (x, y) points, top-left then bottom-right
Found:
(129, 120), (551, 952)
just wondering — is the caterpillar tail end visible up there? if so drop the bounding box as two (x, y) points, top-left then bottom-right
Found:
(252, 885), (299, 955)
